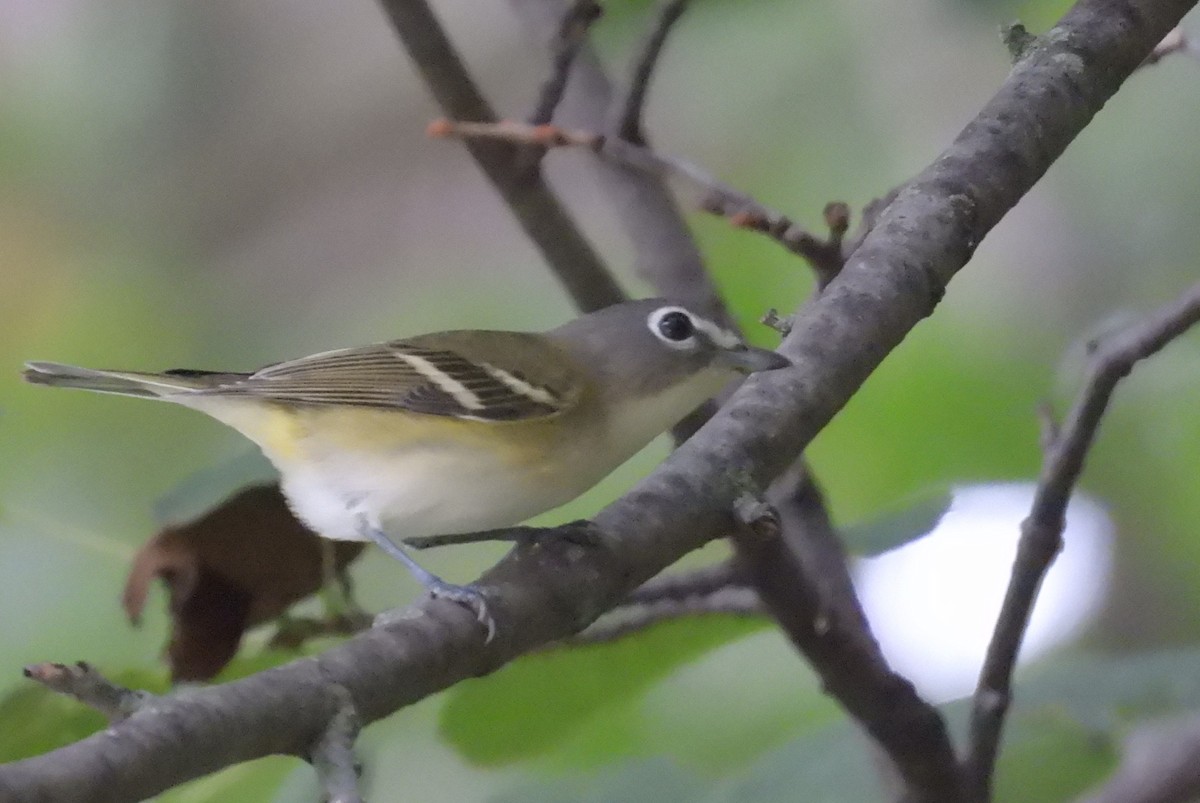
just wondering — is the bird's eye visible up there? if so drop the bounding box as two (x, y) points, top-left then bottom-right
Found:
(656, 310), (695, 342)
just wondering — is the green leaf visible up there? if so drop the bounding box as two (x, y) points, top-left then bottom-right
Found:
(0, 668), (168, 762)
(0, 684), (107, 763)
(514, 648), (1200, 802)
(152, 449), (277, 527)
(713, 720), (886, 803)
(491, 757), (709, 803)
(994, 713), (1114, 803)
(841, 490), (953, 556)
(440, 615), (765, 766)
(490, 721), (881, 803)
(1014, 647), (1200, 731)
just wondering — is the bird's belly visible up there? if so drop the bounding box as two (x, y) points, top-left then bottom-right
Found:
(279, 444), (587, 542)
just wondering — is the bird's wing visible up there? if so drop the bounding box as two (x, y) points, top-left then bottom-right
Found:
(205, 333), (582, 421)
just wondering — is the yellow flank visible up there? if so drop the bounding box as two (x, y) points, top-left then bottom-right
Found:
(308, 407), (564, 459)
(179, 397), (309, 463)
(257, 407), (308, 462)
(199, 398), (570, 468)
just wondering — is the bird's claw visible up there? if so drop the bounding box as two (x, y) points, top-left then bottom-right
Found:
(425, 578), (496, 644)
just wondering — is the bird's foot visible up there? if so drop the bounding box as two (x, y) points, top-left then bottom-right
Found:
(359, 520), (496, 642)
(424, 577), (496, 644)
(372, 579), (495, 644)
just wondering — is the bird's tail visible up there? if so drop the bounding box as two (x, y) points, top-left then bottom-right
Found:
(22, 362), (230, 400)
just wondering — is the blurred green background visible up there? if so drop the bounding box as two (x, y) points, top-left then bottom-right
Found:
(3, 0), (1200, 800)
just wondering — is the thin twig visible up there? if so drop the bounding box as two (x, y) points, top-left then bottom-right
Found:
(517, 0), (603, 173)
(528, 0), (603, 126)
(731, 468), (962, 799)
(509, 0), (729, 440)
(377, 0), (625, 312)
(517, 10), (923, 793)
(23, 662), (151, 724)
(965, 281), (1200, 801)
(562, 586), (764, 647)
(2, 0), (1190, 796)
(309, 685), (362, 803)
(514, 15), (878, 766)
(813, 202), (851, 288)
(507, 0), (735, 328)
(623, 558), (749, 605)
(428, 119), (849, 274)
(613, 0), (691, 143)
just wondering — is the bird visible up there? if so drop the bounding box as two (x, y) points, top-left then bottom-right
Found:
(23, 298), (790, 639)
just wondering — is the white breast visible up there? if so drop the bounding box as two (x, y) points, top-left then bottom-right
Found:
(600, 367), (733, 460)
(280, 443), (582, 542)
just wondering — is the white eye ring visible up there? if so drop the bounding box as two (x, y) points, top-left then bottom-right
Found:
(647, 305), (745, 352)
(648, 306), (698, 350)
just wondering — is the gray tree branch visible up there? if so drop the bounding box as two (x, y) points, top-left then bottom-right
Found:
(378, 0), (625, 311)
(965, 280), (1200, 800)
(22, 663), (150, 725)
(612, 0), (691, 144)
(0, 0), (1192, 799)
(502, 11), (926, 796)
(508, 0), (731, 326)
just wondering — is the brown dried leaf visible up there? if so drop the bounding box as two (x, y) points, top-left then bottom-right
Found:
(123, 484), (364, 682)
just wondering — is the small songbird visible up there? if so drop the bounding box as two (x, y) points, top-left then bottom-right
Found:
(23, 299), (790, 638)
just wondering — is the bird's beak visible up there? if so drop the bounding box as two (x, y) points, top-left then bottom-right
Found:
(717, 344), (791, 374)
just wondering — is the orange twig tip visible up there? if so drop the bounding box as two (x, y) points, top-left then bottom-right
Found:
(426, 118), (455, 138)
(531, 124), (564, 145)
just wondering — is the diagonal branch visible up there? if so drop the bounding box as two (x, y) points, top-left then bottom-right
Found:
(506, 0), (725, 441)
(517, 0), (604, 174)
(612, 0), (691, 143)
(731, 470), (960, 799)
(509, 10), (890, 752)
(23, 662), (151, 724)
(562, 585), (764, 647)
(509, 13), (891, 764)
(377, 0), (625, 312)
(0, 0), (1192, 799)
(527, 0), (604, 128)
(508, 0), (732, 326)
(623, 557), (748, 604)
(965, 280), (1200, 800)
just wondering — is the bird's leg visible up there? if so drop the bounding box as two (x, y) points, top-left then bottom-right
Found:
(357, 516), (495, 642)
(403, 519), (602, 550)
(317, 540), (361, 619)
